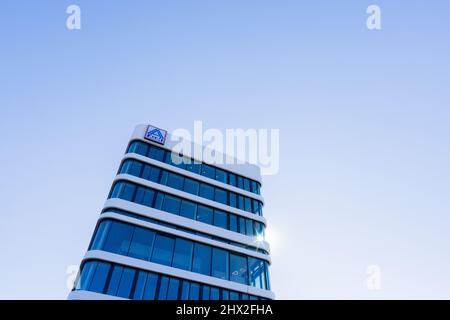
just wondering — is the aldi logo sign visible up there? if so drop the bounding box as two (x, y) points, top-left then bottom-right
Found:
(145, 125), (167, 145)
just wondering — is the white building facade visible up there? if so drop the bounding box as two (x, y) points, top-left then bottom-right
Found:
(69, 124), (273, 300)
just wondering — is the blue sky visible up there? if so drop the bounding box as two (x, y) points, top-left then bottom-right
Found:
(0, 1), (449, 299)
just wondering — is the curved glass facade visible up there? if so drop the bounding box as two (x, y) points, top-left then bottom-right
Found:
(71, 125), (272, 301)
(90, 219), (270, 290)
(119, 158), (263, 215)
(109, 180), (266, 239)
(101, 208), (269, 254)
(74, 260), (266, 300)
(127, 140), (262, 195)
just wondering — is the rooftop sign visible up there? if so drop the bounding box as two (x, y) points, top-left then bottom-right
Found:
(144, 125), (167, 145)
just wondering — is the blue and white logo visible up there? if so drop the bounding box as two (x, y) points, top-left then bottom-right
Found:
(145, 125), (167, 145)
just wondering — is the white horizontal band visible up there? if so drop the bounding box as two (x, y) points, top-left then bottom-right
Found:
(82, 250), (275, 300)
(99, 212), (271, 262)
(68, 290), (127, 300)
(122, 153), (264, 203)
(102, 198), (270, 254)
(130, 125), (263, 184)
(114, 173), (267, 224)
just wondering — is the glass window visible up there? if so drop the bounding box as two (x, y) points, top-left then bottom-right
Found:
(172, 238), (194, 271)
(265, 261), (271, 290)
(229, 291), (239, 300)
(243, 178), (251, 191)
(128, 227), (156, 261)
(88, 262), (110, 294)
(238, 217), (246, 235)
(133, 271), (147, 300)
(117, 267), (136, 299)
(248, 258), (266, 290)
(179, 200), (197, 220)
(181, 281), (190, 300)
(184, 178), (199, 195)
(252, 199), (260, 214)
(230, 254), (248, 285)
(229, 173), (237, 186)
(157, 276), (169, 300)
(141, 164), (152, 180)
(210, 287), (220, 300)
(255, 222), (264, 238)
(149, 146), (165, 162)
(251, 181), (258, 194)
(143, 273), (158, 300)
(246, 219), (254, 236)
(106, 265), (123, 296)
(215, 169), (227, 183)
(241, 294), (249, 300)
(229, 214), (238, 233)
(199, 184), (214, 200)
(238, 196), (244, 210)
(114, 182), (136, 202)
(201, 285), (210, 300)
(186, 161), (201, 174)
(214, 188), (228, 205)
(103, 221), (133, 255)
(119, 160), (131, 175)
(149, 167), (161, 183)
(244, 197), (252, 212)
(162, 195), (181, 215)
(77, 261), (96, 291)
(91, 220), (111, 250)
(237, 176), (244, 189)
(167, 278), (180, 300)
(200, 164), (215, 179)
(212, 248), (229, 280)
(134, 187), (155, 207)
(153, 192), (164, 209)
(189, 283), (200, 300)
(221, 289), (229, 300)
(110, 182), (123, 199)
(167, 152), (185, 169)
(128, 141), (148, 156)
(213, 210), (228, 229)
(151, 234), (175, 266)
(197, 205), (213, 224)
(167, 173), (184, 190)
(160, 171), (169, 185)
(192, 243), (211, 276)
(129, 160), (143, 177)
(229, 192), (237, 208)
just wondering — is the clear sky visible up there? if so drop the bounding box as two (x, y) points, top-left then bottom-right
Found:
(0, 1), (449, 299)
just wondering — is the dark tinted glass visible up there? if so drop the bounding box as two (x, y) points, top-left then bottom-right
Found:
(215, 169), (227, 183)
(179, 200), (197, 220)
(197, 205), (213, 224)
(184, 178), (199, 195)
(151, 234), (175, 266)
(214, 188), (228, 205)
(212, 248), (229, 280)
(167, 173), (184, 190)
(199, 184), (214, 200)
(192, 243), (211, 276)
(201, 165), (215, 179)
(128, 227), (155, 260)
(230, 254), (248, 284)
(213, 210), (228, 229)
(172, 238), (193, 271)
(103, 221), (133, 255)
(161, 195), (181, 215)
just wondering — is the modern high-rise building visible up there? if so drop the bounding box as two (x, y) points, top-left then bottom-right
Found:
(69, 124), (273, 300)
